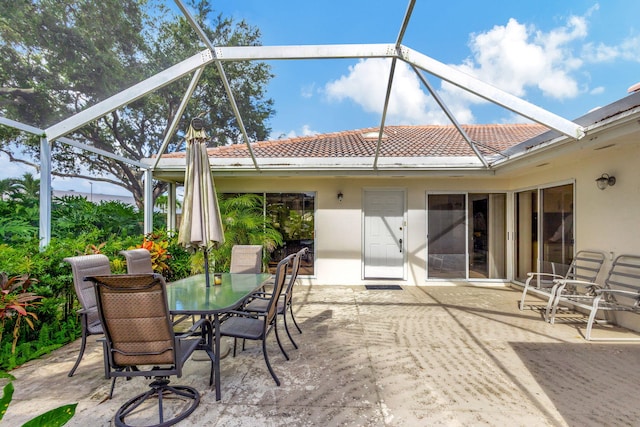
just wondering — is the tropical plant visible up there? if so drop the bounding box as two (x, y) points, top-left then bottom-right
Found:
(0, 178), (19, 201)
(130, 234), (171, 274)
(284, 210), (314, 240)
(0, 273), (41, 353)
(12, 173), (40, 204)
(1, 381), (76, 425)
(213, 193), (283, 272)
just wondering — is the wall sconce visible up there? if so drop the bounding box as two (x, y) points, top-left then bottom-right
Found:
(337, 191), (343, 202)
(595, 173), (616, 190)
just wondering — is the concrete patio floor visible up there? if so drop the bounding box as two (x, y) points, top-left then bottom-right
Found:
(4, 283), (640, 426)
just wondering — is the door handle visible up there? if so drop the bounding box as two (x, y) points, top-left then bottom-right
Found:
(399, 238), (403, 253)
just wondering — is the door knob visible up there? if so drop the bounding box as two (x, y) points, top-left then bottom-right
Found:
(399, 238), (403, 253)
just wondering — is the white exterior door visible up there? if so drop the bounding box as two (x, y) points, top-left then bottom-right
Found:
(363, 189), (405, 279)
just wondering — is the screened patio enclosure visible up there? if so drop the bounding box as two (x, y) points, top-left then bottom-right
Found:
(0, 0), (587, 250)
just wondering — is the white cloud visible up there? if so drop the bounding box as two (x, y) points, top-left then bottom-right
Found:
(583, 34), (640, 63)
(462, 16), (586, 100)
(300, 83), (315, 99)
(274, 124), (320, 140)
(323, 10), (601, 124)
(324, 58), (449, 125)
(300, 124), (319, 136)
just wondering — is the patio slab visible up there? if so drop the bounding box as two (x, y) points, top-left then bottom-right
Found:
(3, 283), (640, 426)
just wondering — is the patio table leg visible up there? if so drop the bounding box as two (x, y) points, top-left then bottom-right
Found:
(214, 312), (221, 401)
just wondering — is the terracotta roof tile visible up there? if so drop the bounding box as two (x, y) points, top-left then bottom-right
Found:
(161, 124), (546, 159)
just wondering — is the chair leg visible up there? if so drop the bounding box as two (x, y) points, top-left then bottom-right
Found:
(289, 303), (302, 334)
(68, 327), (88, 377)
(282, 312), (298, 349)
(109, 377), (117, 399)
(114, 379), (200, 427)
(262, 338), (280, 386)
(273, 321), (289, 361)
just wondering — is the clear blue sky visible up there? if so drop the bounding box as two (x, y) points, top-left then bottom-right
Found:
(3, 1), (640, 195)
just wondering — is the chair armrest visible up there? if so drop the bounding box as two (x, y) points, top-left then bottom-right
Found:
(225, 309), (264, 318)
(553, 279), (601, 290)
(527, 272), (563, 280)
(175, 318), (209, 339)
(250, 291), (270, 297)
(553, 279), (598, 286)
(594, 288), (640, 298)
(525, 272), (564, 288)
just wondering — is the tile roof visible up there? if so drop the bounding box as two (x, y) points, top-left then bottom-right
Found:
(161, 124), (547, 159)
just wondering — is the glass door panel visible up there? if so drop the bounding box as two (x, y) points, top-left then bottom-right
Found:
(541, 185), (574, 276)
(515, 190), (537, 282)
(427, 194), (466, 279)
(469, 193), (506, 279)
(515, 184), (574, 282)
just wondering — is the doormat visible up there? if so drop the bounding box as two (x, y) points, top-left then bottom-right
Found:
(365, 284), (403, 290)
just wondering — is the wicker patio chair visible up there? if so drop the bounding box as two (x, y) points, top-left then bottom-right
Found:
(88, 273), (214, 427)
(244, 247), (308, 348)
(219, 254), (293, 386)
(230, 245), (263, 273)
(63, 254), (111, 377)
(119, 248), (153, 274)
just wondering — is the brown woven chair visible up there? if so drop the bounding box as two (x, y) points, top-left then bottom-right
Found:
(88, 273), (214, 427)
(63, 254), (111, 377)
(244, 247), (308, 349)
(119, 248), (153, 274)
(230, 245), (263, 273)
(219, 254), (293, 386)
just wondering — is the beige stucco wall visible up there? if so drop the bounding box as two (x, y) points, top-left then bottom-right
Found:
(214, 136), (640, 287)
(216, 175), (514, 286)
(212, 134), (640, 332)
(507, 140), (640, 269)
(505, 138), (640, 334)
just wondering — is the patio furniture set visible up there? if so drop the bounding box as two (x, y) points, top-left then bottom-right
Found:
(63, 245), (308, 427)
(519, 250), (640, 340)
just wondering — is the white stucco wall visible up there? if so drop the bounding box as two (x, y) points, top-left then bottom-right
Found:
(216, 175), (513, 286)
(213, 132), (640, 332)
(214, 135), (640, 289)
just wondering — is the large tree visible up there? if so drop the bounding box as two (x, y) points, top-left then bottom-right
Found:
(0, 0), (274, 208)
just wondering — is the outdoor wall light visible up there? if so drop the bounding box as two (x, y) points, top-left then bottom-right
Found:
(337, 191), (343, 202)
(596, 173), (616, 190)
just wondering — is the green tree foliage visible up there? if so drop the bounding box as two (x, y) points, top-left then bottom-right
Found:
(0, 189), (283, 371)
(0, 0), (274, 208)
(0, 178), (19, 201)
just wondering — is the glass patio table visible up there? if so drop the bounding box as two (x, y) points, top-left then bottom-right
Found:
(167, 272), (272, 401)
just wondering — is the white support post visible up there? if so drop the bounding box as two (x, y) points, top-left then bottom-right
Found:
(143, 169), (154, 234)
(39, 136), (52, 249)
(167, 182), (177, 232)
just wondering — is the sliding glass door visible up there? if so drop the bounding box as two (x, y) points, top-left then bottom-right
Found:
(427, 193), (506, 280)
(428, 194), (466, 279)
(515, 184), (574, 281)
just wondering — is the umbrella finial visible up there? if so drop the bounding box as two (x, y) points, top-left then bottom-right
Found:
(191, 117), (205, 131)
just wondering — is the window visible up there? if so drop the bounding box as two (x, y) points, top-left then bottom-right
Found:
(266, 193), (315, 275)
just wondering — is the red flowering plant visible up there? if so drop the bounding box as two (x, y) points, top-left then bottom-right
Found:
(0, 273), (41, 353)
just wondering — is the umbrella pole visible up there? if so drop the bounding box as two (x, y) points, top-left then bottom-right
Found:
(203, 247), (211, 287)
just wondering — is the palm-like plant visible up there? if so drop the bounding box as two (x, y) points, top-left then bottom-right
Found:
(13, 173), (40, 204)
(213, 193), (283, 272)
(0, 178), (19, 201)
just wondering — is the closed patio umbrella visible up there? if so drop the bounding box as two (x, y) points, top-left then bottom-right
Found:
(178, 118), (225, 287)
